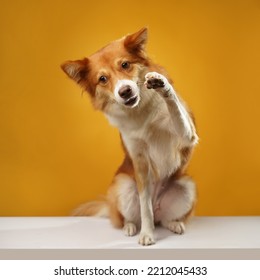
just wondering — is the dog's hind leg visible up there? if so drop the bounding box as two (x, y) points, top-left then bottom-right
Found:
(109, 173), (141, 236)
(156, 175), (197, 234)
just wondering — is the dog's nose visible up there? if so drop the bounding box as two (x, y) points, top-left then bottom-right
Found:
(118, 85), (132, 99)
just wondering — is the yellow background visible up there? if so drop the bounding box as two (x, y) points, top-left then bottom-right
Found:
(1, 0), (260, 216)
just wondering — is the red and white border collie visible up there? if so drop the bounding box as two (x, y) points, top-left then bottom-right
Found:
(61, 28), (199, 246)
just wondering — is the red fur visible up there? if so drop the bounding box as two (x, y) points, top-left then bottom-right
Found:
(61, 28), (198, 245)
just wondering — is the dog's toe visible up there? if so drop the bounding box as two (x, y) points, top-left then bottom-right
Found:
(144, 72), (166, 90)
(138, 232), (155, 246)
(123, 222), (137, 236)
(167, 221), (185, 234)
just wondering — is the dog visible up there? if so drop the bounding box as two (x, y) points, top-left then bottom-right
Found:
(61, 28), (199, 245)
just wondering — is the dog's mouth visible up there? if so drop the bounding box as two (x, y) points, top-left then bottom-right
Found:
(124, 95), (139, 107)
(114, 80), (140, 108)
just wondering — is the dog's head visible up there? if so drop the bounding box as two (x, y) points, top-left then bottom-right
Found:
(61, 28), (149, 111)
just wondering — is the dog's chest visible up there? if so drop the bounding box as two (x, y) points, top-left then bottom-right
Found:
(121, 115), (181, 178)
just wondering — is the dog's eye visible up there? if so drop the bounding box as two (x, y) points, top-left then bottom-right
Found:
(99, 75), (108, 84)
(121, 61), (130, 69)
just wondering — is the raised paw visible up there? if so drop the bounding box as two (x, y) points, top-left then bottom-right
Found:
(144, 72), (172, 97)
(145, 72), (166, 89)
(123, 222), (137, 236)
(138, 232), (155, 246)
(167, 221), (185, 235)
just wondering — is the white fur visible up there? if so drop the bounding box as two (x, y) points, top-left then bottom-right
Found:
(108, 72), (198, 245)
(123, 222), (137, 236)
(167, 221), (185, 234)
(138, 188), (155, 245)
(116, 174), (140, 226)
(144, 72), (198, 144)
(159, 176), (196, 228)
(114, 79), (140, 108)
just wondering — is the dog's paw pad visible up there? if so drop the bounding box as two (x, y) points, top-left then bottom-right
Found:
(138, 232), (155, 246)
(123, 222), (137, 236)
(145, 72), (166, 89)
(168, 221), (185, 235)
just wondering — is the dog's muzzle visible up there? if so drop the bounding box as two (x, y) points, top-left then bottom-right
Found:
(114, 80), (140, 108)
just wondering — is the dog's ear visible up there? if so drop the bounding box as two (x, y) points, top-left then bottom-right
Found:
(124, 27), (148, 56)
(61, 58), (89, 84)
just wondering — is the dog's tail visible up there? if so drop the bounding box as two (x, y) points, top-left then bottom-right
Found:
(71, 200), (109, 218)
(71, 199), (124, 228)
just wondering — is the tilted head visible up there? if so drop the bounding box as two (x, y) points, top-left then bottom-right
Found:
(61, 28), (150, 111)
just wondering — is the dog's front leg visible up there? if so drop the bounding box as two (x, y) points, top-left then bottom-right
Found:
(132, 153), (155, 246)
(138, 185), (155, 245)
(145, 72), (198, 145)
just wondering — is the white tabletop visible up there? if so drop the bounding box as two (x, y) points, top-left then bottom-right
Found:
(0, 216), (259, 249)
